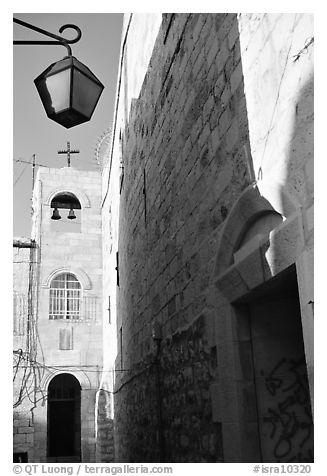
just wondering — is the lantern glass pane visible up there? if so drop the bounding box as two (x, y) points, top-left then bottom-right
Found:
(72, 69), (103, 118)
(43, 69), (71, 113)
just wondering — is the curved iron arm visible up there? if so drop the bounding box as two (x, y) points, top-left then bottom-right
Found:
(13, 17), (82, 56)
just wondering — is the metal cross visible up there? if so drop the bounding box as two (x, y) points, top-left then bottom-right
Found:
(58, 141), (80, 167)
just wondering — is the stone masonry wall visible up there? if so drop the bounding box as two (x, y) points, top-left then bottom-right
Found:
(114, 13), (251, 462)
(13, 242), (37, 461)
(96, 388), (115, 462)
(13, 244), (30, 338)
(111, 13), (313, 462)
(238, 13), (313, 210)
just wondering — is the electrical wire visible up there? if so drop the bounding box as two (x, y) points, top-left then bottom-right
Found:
(12, 205), (152, 406)
(14, 351), (142, 373)
(13, 162), (29, 186)
(13, 350), (156, 399)
(14, 158), (48, 168)
(13, 245), (42, 411)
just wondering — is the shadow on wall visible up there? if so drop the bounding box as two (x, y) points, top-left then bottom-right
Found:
(260, 71), (314, 464)
(214, 52), (314, 462)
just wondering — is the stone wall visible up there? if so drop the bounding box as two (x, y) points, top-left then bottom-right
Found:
(237, 13), (314, 420)
(96, 388), (115, 462)
(114, 13), (250, 462)
(106, 12), (313, 462)
(115, 314), (222, 462)
(13, 410), (34, 461)
(238, 13), (313, 207)
(13, 243), (31, 339)
(237, 14), (314, 409)
(159, 315), (223, 462)
(13, 241), (37, 461)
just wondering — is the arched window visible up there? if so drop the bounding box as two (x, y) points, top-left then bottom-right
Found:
(49, 273), (81, 320)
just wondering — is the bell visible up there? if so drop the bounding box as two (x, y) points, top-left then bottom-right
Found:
(51, 208), (61, 220)
(68, 208), (76, 220)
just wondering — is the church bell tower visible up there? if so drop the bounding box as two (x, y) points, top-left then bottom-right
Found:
(30, 159), (102, 463)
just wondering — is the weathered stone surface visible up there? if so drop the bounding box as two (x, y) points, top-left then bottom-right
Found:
(104, 11), (313, 464)
(14, 167), (104, 463)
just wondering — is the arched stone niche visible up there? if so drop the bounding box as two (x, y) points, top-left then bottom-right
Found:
(233, 210), (284, 264)
(210, 180), (313, 462)
(45, 188), (91, 208)
(214, 180), (299, 279)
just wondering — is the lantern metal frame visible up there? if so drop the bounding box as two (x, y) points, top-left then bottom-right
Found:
(13, 17), (81, 55)
(13, 17), (104, 128)
(33, 55), (105, 128)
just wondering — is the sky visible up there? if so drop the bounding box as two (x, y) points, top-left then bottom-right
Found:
(13, 13), (124, 237)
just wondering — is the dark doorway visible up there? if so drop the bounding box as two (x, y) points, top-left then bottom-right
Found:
(47, 373), (81, 462)
(236, 265), (313, 462)
(13, 452), (28, 462)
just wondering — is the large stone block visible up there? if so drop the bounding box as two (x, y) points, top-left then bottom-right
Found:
(14, 434), (27, 444)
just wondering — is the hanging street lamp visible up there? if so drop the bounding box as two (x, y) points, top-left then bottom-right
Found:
(34, 55), (104, 128)
(13, 17), (104, 129)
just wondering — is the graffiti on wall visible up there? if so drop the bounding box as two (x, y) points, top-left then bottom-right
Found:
(260, 357), (313, 462)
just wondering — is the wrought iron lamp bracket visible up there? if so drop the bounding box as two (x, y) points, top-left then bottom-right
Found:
(13, 17), (82, 56)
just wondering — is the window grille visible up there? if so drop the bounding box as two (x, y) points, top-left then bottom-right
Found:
(49, 273), (81, 320)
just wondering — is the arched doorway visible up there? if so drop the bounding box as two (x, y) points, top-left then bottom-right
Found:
(213, 182), (314, 462)
(47, 373), (81, 462)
